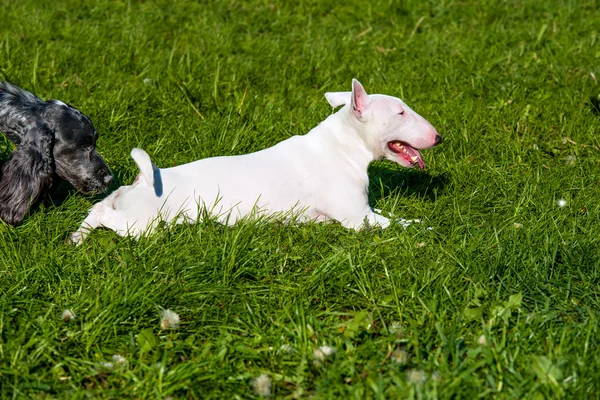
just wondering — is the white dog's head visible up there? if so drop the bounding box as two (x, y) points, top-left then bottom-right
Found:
(325, 79), (441, 169)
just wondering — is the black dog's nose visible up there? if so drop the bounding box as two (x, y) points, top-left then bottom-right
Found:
(435, 135), (443, 145)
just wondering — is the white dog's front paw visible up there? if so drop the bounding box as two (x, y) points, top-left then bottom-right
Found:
(67, 230), (84, 246)
(355, 211), (390, 229)
(370, 214), (390, 229)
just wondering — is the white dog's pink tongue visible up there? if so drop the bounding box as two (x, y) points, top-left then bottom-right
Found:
(388, 141), (424, 170)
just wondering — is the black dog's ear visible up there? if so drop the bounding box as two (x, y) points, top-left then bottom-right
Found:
(0, 124), (54, 226)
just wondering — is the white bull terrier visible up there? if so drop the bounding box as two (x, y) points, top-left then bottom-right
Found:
(70, 79), (442, 244)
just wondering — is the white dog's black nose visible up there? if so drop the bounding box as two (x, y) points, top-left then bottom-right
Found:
(435, 135), (443, 145)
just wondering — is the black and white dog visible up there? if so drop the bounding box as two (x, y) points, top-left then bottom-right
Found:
(0, 81), (112, 225)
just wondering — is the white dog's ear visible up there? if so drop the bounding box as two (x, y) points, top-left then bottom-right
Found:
(324, 91), (351, 108)
(350, 79), (370, 121)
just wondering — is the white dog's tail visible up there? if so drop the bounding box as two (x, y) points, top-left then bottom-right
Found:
(130, 148), (155, 187)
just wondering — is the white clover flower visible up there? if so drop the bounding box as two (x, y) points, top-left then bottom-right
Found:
(391, 348), (408, 364)
(513, 222), (523, 229)
(112, 354), (128, 367)
(557, 199), (567, 208)
(407, 369), (427, 384)
(61, 309), (76, 322)
(277, 344), (294, 354)
(319, 345), (335, 356)
(160, 309), (180, 330)
(388, 322), (404, 336)
(152, 362), (164, 370)
(478, 334), (487, 346)
(313, 345), (336, 366)
(98, 361), (114, 370)
(252, 373), (272, 397)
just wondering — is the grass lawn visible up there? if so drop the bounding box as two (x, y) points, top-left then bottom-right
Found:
(1, 0), (600, 397)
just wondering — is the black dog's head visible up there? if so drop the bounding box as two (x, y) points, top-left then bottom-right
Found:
(0, 82), (113, 193)
(43, 101), (112, 193)
(0, 81), (113, 225)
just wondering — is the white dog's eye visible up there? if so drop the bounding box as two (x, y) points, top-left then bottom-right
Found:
(398, 110), (405, 115)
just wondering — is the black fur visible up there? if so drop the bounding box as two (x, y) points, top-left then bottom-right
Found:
(0, 81), (112, 225)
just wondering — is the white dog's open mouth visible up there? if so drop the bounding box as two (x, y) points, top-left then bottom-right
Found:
(387, 141), (424, 170)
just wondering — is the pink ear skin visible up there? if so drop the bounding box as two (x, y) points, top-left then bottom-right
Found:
(350, 79), (370, 121)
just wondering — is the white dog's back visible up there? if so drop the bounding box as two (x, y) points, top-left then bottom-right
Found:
(114, 135), (327, 227)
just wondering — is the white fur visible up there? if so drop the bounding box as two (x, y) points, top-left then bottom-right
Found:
(70, 79), (440, 244)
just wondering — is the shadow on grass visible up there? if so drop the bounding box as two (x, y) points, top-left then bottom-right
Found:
(368, 163), (449, 204)
(47, 166), (132, 206)
(590, 94), (600, 116)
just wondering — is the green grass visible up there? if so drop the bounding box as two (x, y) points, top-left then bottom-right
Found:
(1, 0), (600, 398)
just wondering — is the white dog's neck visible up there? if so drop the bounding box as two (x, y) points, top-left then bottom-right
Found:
(309, 107), (379, 175)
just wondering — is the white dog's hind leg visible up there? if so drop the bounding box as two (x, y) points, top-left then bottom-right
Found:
(69, 201), (142, 245)
(69, 202), (113, 245)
